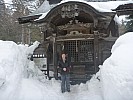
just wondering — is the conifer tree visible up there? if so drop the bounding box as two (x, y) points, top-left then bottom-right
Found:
(126, 12), (133, 32)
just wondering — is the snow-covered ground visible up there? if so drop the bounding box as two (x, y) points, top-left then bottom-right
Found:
(0, 40), (102, 100)
(0, 32), (133, 100)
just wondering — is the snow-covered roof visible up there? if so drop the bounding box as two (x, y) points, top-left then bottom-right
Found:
(31, 0), (133, 15)
(36, 0), (133, 14)
(34, 0), (133, 21)
(60, 0), (133, 12)
(18, 0), (133, 24)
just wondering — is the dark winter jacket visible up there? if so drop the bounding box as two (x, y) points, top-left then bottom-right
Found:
(58, 59), (71, 75)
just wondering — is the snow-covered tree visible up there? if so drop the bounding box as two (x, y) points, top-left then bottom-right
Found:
(126, 12), (133, 32)
(0, 0), (5, 16)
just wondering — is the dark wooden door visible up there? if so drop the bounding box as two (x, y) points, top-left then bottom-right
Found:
(64, 40), (95, 80)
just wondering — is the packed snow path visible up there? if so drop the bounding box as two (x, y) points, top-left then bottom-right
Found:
(56, 79), (103, 100)
(18, 78), (103, 100)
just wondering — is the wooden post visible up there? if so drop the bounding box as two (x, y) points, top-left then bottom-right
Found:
(21, 24), (24, 44)
(44, 30), (47, 41)
(53, 34), (58, 79)
(94, 31), (99, 73)
(46, 56), (50, 79)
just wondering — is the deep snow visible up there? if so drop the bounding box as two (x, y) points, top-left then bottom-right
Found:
(0, 32), (133, 100)
(100, 32), (133, 100)
(0, 40), (102, 100)
(1, 0), (133, 100)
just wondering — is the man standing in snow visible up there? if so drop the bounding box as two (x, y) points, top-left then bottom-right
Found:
(58, 52), (71, 93)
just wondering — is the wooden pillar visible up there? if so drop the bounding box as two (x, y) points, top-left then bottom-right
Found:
(94, 31), (99, 73)
(47, 55), (50, 79)
(53, 34), (58, 79)
(44, 30), (47, 41)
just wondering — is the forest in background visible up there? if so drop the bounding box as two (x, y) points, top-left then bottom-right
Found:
(0, 0), (45, 44)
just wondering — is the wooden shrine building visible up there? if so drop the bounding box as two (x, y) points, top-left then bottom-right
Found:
(18, 1), (120, 82)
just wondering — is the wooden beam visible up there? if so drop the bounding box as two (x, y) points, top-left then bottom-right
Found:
(94, 31), (99, 73)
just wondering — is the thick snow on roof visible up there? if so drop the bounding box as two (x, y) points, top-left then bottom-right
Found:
(36, 0), (133, 21)
(60, 0), (133, 12)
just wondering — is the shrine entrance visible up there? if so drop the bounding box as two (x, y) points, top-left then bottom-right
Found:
(18, 1), (119, 83)
(43, 1), (112, 82)
(53, 31), (99, 82)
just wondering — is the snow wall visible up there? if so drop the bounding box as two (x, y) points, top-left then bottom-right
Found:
(100, 32), (133, 100)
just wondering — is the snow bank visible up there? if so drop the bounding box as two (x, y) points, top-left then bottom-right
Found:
(0, 40), (27, 100)
(0, 40), (103, 100)
(100, 32), (133, 100)
(0, 40), (71, 100)
(0, 40), (48, 100)
(0, 40), (25, 83)
(2, 32), (133, 100)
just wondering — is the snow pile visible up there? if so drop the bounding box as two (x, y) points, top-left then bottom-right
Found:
(0, 40), (27, 100)
(100, 32), (133, 100)
(73, 77), (102, 100)
(0, 40), (103, 100)
(27, 59), (47, 82)
(1, 32), (133, 100)
(0, 40), (50, 100)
